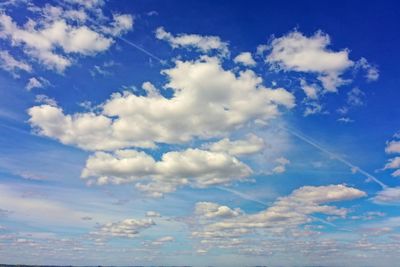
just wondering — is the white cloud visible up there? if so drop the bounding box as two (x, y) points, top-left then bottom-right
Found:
(204, 134), (265, 156)
(0, 4), (133, 72)
(337, 117), (354, 123)
(304, 102), (323, 117)
(300, 79), (319, 99)
(155, 27), (229, 56)
(384, 157), (400, 170)
(192, 184), (366, 245)
(28, 57), (295, 150)
(271, 157), (290, 174)
(383, 137), (400, 177)
(81, 148), (252, 197)
(93, 218), (155, 238)
(25, 77), (50, 91)
(347, 87), (365, 106)
(373, 187), (400, 204)
(64, 0), (105, 9)
(0, 50), (32, 75)
(102, 14), (134, 37)
(150, 236), (174, 246)
(34, 94), (57, 107)
(266, 31), (354, 92)
(234, 52), (256, 66)
(386, 140), (400, 154)
(195, 202), (242, 219)
(355, 57), (379, 82)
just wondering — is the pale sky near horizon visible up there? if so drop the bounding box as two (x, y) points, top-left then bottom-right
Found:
(0, 0), (400, 266)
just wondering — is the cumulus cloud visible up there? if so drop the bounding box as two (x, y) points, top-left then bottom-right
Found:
(266, 31), (354, 92)
(92, 218), (155, 238)
(0, 4), (133, 72)
(156, 27), (229, 56)
(81, 148), (252, 197)
(386, 140), (400, 154)
(28, 57), (295, 150)
(234, 52), (256, 66)
(0, 13), (112, 72)
(34, 94), (57, 106)
(300, 79), (319, 100)
(382, 135), (400, 177)
(347, 87), (365, 106)
(0, 50), (32, 76)
(195, 202), (242, 219)
(373, 187), (400, 204)
(192, 184), (366, 245)
(355, 57), (379, 82)
(204, 134), (265, 156)
(272, 157), (290, 174)
(25, 77), (50, 91)
(150, 236), (174, 246)
(102, 14), (134, 37)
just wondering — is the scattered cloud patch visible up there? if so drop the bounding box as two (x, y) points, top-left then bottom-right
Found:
(192, 184), (365, 251)
(204, 134), (265, 157)
(28, 57), (294, 150)
(0, 51), (32, 76)
(81, 148), (252, 197)
(25, 77), (50, 91)
(92, 218), (155, 239)
(156, 27), (229, 56)
(266, 30), (354, 92)
(234, 52), (256, 66)
(0, 4), (133, 73)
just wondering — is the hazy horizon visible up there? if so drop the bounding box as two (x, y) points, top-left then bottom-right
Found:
(0, 0), (399, 266)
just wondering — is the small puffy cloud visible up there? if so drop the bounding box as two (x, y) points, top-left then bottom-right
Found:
(28, 57), (294, 150)
(300, 79), (319, 100)
(64, 0), (104, 9)
(386, 140), (400, 154)
(266, 30), (354, 92)
(355, 57), (379, 82)
(156, 27), (229, 56)
(92, 218), (155, 238)
(337, 117), (354, 123)
(34, 94), (57, 106)
(81, 148), (252, 197)
(303, 102), (323, 117)
(383, 136), (400, 177)
(195, 202), (242, 219)
(25, 77), (50, 91)
(272, 157), (290, 174)
(102, 14), (134, 36)
(372, 187), (400, 204)
(234, 52), (256, 66)
(347, 87), (365, 106)
(204, 134), (265, 156)
(151, 236), (174, 246)
(384, 157), (400, 170)
(0, 51), (32, 76)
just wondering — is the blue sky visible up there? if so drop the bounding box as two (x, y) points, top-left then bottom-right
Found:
(0, 0), (400, 266)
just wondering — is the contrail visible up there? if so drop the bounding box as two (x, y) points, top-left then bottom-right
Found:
(216, 186), (270, 206)
(52, 0), (167, 65)
(281, 126), (387, 189)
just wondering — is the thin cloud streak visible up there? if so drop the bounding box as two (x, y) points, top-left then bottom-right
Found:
(282, 126), (387, 189)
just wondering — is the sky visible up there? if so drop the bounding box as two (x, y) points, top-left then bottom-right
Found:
(0, 0), (400, 266)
